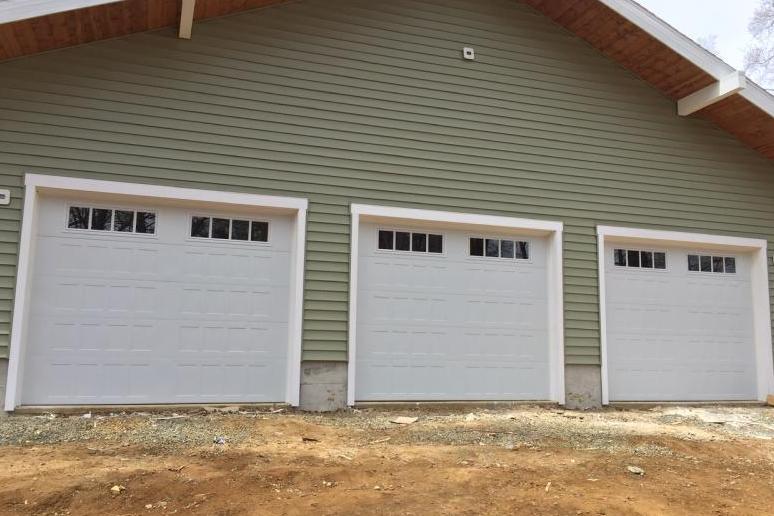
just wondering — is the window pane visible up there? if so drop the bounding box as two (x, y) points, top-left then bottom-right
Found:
(614, 249), (626, 266)
(191, 216), (210, 238)
(627, 250), (640, 267)
(501, 240), (515, 259)
(68, 207), (90, 229)
(687, 255), (699, 271)
(231, 219), (249, 240)
(378, 230), (394, 250)
(113, 210), (134, 232)
(395, 231), (410, 251)
(654, 252), (666, 269)
(485, 239), (499, 257)
(470, 237), (484, 256)
(412, 233), (427, 252)
(211, 218), (229, 239)
(515, 241), (529, 260)
(712, 256), (724, 273)
(640, 251), (653, 268)
(700, 255), (712, 272)
(724, 257), (736, 273)
(251, 221), (269, 242)
(428, 234), (443, 253)
(91, 208), (112, 231)
(135, 212), (155, 234)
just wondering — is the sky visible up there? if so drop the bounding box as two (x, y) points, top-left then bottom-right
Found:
(634, 0), (758, 71)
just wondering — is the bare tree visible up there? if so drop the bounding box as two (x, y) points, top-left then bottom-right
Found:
(697, 34), (719, 56)
(745, 0), (774, 90)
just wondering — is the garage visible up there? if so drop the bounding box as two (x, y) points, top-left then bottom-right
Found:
(349, 205), (565, 403)
(599, 226), (774, 402)
(8, 176), (306, 407)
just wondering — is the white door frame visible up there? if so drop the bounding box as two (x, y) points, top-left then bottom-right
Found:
(4, 173), (308, 410)
(597, 225), (774, 404)
(347, 204), (565, 405)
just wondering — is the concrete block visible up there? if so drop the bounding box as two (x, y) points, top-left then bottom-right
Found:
(299, 361), (347, 412)
(564, 364), (602, 410)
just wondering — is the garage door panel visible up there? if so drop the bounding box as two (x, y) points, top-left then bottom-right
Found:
(608, 302), (751, 337)
(465, 264), (547, 295)
(37, 238), (164, 281)
(177, 285), (288, 321)
(38, 238), (291, 288)
(176, 322), (287, 358)
(20, 196), (292, 405)
(359, 290), (450, 324)
(355, 363), (446, 400)
(605, 244), (757, 401)
(465, 297), (545, 328)
(360, 255), (449, 291)
(33, 278), (289, 324)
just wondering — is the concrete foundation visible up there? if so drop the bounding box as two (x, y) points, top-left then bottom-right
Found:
(564, 364), (602, 409)
(299, 361), (347, 412)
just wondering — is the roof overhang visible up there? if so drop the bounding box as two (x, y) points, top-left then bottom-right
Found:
(596, 0), (774, 121)
(0, 0), (772, 159)
(523, 0), (774, 159)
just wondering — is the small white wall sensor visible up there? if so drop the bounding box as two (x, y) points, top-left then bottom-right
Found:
(0, 189), (9, 206)
(462, 47), (475, 60)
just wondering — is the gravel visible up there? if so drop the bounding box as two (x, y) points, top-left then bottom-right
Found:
(0, 405), (771, 456)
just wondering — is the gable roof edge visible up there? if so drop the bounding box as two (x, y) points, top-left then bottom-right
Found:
(598, 0), (774, 117)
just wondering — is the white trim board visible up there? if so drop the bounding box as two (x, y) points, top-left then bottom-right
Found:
(4, 174), (308, 411)
(596, 225), (774, 405)
(347, 204), (565, 406)
(677, 71), (746, 116)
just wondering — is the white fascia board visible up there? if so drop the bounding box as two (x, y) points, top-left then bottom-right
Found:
(26, 173), (307, 211)
(602, 0), (774, 118)
(678, 71), (746, 116)
(740, 83), (774, 119)
(351, 204), (563, 233)
(597, 225), (767, 250)
(0, 0), (122, 24)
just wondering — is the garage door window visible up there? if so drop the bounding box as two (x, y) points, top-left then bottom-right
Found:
(67, 206), (156, 235)
(191, 216), (269, 242)
(377, 230), (443, 254)
(470, 237), (529, 260)
(687, 254), (736, 274)
(614, 248), (666, 269)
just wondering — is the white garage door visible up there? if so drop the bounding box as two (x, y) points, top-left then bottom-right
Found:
(20, 195), (291, 405)
(355, 223), (551, 401)
(604, 243), (758, 401)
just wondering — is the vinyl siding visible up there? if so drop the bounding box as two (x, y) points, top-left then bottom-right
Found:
(0, 0), (773, 363)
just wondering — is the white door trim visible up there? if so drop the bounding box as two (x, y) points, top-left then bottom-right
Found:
(597, 225), (774, 404)
(4, 174), (308, 410)
(347, 204), (565, 405)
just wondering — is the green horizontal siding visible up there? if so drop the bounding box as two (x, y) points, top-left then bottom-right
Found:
(0, 0), (773, 363)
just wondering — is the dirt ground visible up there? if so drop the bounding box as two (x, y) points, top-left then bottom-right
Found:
(0, 405), (772, 515)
